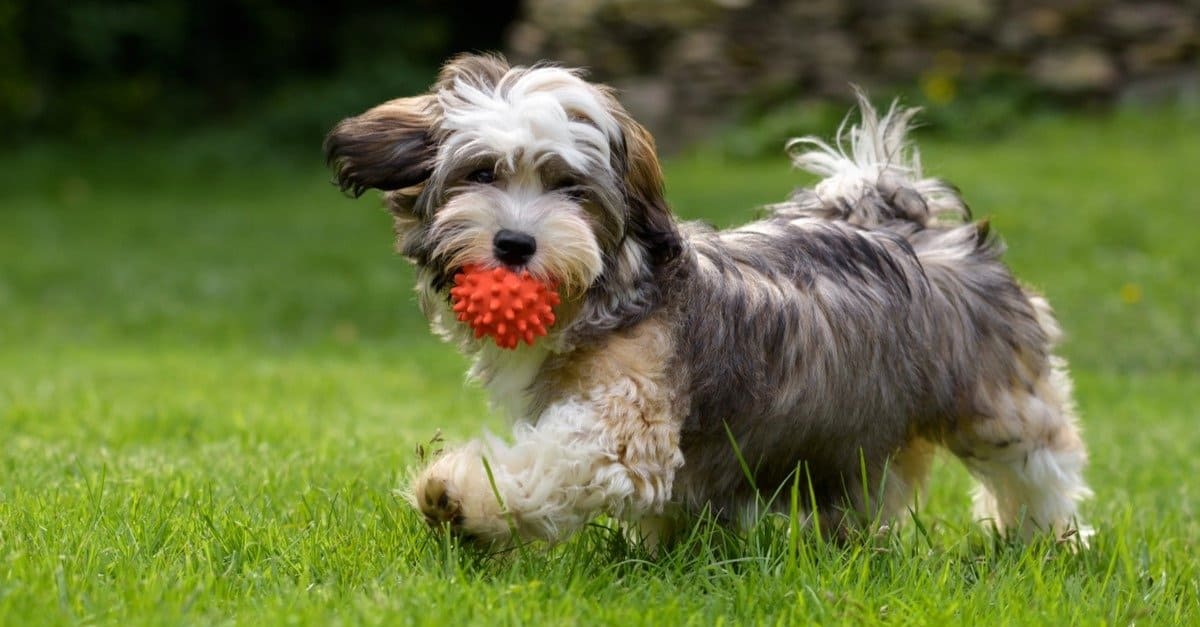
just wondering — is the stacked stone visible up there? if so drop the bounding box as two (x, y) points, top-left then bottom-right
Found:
(508, 0), (1199, 149)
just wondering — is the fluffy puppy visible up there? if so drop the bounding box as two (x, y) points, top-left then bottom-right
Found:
(324, 53), (1091, 546)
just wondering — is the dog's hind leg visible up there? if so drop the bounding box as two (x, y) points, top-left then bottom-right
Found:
(879, 437), (938, 526)
(813, 438), (937, 540)
(946, 355), (1092, 543)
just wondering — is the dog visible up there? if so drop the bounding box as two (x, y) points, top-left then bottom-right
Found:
(324, 53), (1091, 547)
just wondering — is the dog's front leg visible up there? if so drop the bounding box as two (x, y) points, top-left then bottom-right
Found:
(412, 370), (683, 546)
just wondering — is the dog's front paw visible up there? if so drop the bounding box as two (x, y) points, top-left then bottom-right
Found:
(415, 475), (462, 526)
(410, 446), (512, 544)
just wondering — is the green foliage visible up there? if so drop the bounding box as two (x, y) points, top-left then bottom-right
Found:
(716, 72), (1071, 159)
(902, 72), (1051, 138)
(1, 109), (1198, 624)
(0, 0), (517, 141)
(718, 99), (848, 160)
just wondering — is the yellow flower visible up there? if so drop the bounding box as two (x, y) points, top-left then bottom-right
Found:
(920, 72), (956, 106)
(1119, 283), (1142, 305)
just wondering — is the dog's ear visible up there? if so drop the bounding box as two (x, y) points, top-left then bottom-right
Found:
(573, 110), (683, 339)
(324, 95), (438, 198)
(614, 116), (683, 268)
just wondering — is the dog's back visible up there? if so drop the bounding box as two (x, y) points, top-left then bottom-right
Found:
(781, 96), (1062, 433)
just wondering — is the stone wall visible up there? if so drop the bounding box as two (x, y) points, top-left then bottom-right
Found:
(507, 0), (1200, 149)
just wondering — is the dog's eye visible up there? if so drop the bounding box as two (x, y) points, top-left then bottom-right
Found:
(554, 179), (585, 200)
(466, 169), (495, 184)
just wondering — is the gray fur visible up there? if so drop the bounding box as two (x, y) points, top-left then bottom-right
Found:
(658, 102), (1057, 529)
(665, 209), (1048, 527)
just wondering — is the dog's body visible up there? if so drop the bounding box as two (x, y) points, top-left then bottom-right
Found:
(326, 54), (1090, 545)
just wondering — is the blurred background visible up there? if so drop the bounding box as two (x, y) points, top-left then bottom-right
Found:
(4, 0), (1198, 151)
(1, 1), (1198, 378)
(1, 0), (1198, 374)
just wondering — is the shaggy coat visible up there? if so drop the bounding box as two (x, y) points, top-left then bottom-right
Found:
(325, 54), (1090, 545)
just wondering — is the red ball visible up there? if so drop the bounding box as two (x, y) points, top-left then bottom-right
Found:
(449, 265), (561, 349)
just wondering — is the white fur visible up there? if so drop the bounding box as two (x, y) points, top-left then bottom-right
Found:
(438, 68), (620, 175)
(471, 343), (552, 421)
(787, 96), (967, 225)
(968, 446), (1093, 541)
(414, 387), (674, 542)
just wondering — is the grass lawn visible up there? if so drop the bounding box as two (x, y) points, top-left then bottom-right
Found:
(2, 108), (1198, 625)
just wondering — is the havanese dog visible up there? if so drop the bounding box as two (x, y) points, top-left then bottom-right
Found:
(324, 53), (1091, 547)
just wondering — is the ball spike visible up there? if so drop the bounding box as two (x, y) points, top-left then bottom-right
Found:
(450, 265), (561, 350)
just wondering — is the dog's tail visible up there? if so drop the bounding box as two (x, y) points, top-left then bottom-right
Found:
(782, 90), (969, 230)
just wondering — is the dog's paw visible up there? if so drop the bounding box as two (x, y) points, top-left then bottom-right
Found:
(410, 446), (512, 544)
(415, 475), (463, 527)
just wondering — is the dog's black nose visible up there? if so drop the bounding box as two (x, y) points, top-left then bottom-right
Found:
(493, 229), (537, 266)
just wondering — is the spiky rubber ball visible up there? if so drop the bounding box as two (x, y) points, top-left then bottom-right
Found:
(449, 265), (561, 349)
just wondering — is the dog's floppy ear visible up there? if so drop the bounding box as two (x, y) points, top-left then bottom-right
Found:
(324, 95), (438, 198)
(614, 117), (683, 268)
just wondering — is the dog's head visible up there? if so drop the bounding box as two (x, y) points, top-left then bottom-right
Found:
(325, 53), (681, 347)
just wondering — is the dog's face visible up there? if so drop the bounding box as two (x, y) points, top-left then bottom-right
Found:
(325, 54), (681, 345)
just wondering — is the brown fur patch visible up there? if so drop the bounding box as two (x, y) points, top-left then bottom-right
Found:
(324, 95), (438, 198)
(606, 105), (682, 267)
(533, 317), (685, 511)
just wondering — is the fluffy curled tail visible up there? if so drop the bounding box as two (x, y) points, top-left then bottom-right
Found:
(783, 91), (969, 229)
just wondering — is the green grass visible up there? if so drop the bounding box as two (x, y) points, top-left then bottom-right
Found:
(2, 108), (1199, 625)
